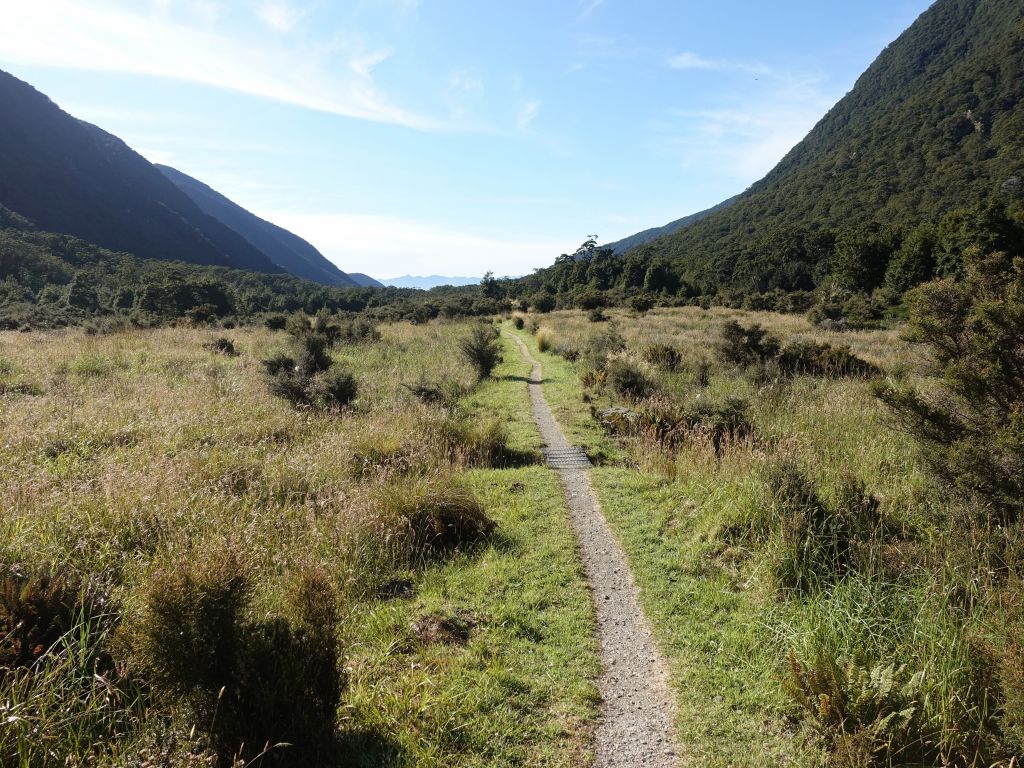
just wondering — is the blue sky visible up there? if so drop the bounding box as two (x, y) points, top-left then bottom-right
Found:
(0, 0), (932, 279)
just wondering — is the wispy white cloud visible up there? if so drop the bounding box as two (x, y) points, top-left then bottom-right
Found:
(256, 0), (303, 33)
(259, 210), (572, 278)
(516, 100), (541, 131)
(577, 0), (605, 21)
(667, 51), (769, 75)
(350, 49), (393, 78)
(0, 0), (440, 130)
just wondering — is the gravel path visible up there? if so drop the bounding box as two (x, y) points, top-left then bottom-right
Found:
(509, 333), (678, 767)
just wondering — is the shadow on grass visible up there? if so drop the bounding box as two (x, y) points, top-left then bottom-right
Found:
(493, 445), (542, 468)
(496, 374), (545, 385)
(336, 728), (406, 768)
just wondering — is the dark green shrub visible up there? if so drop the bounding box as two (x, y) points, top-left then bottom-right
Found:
(313, 368), (358, 408)
(717, 320), (780, 367)
(512, 316), (525, 330)
(873, 250), (1024, 522)
(531, 293), (556, 313)
(588, 308), (608, 322)
(264, 314), (288, 331)
(606, 358), (656, 400)
(555, 343), (581, 362)
(1, 567), (100, 670)
(458, 323), (502, 381)
(642, 343), (682, 372)
(204, 337), (237, 356)
(130, 552), (342, 767)
(784, 649), (925, 768)
(776, 339), (878, 378)
(601, 395), (752, 456)
(629, 294), (655, 314)
(577, 290), (606, 310)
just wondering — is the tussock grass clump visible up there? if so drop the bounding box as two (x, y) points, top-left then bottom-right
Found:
(127, 549), (342, 767)
(755, 459), (882, 594)
(535, 327), (554, 353)
(458, 322), (502, 381)
(605, 357), (658, 400)
(373, 476), (496, 559)
(204, 337), (237, 356)
(642, 342), (682, 372)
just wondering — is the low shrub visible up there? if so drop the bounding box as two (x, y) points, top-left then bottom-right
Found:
(642, 343), (682, 372)
(776, 339), (878, 378)
(204, 337), (237, 356)
(313, 367), (359, 409)
(784, 649), (925, 767)
(374, 477), (496, 558)
(458, 323), (502, 381)
(601, 395), (752, 456)
(629, 294), (655, 314)
(127, 550), (342, 767)
(717, 320), (780, 367)
(554, 342), (580, 362)
(512, 316), (525, 330)
(1, 566), (104, 670)
(588, 308), (608, 322)
(605, 358), (657, 400)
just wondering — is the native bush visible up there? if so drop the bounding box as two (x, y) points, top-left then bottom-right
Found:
(784, 649), (925, 768)
(458, 323), (502, 381)
(204, 337), (237, 356)
(776, 339), (878, 378)
(128, 550), (342, 766)
(717, 320), (780, 367)
(642, 343), (682, 372)
(873, 250), (1024, 522)
(512, 316), (525, 330)
(605, 358), (657, 400)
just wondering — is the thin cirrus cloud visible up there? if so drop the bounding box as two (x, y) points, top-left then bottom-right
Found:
(260, 210), (572, 279)
(0, 0), (440, 131)
(256, 0), (304, 33)
(667, 51), (770, 75)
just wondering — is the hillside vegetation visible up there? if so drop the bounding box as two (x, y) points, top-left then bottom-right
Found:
(0, 319), (600, 766)
(517, 0), (1024, 312)
(511, 293), (1024, 766)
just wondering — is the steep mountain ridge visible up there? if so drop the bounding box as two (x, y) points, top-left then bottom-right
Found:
(0, 69), (281, 274)
(602, 195), (740, 254)
(630, 0), (1024, 290)
(156, 165), (357, 287)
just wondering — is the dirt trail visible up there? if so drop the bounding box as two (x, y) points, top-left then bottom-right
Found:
(509, 333), (678, 767)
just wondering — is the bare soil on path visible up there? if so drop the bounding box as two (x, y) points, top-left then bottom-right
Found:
(509, 333), (678, 767)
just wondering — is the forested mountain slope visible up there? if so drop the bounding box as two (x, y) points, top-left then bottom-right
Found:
(602, 195), (740, 254)
(630, 0), (1024, 292)
(0, 70), (282, 274)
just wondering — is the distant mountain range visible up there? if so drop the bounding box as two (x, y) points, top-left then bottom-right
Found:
(348, 273), (385, 288)
(0, 68), (364, 287)
(382, 275), (482, 289)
